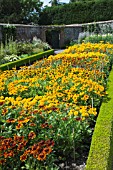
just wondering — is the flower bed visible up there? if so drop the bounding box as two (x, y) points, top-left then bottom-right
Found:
(0, 42), (113, 169)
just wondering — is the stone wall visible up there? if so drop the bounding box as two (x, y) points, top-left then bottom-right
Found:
(0, 20), (113, 48)
(64, 26), (82, 45)
(16, 26), (41, 41)
(0, 24), (41, 42)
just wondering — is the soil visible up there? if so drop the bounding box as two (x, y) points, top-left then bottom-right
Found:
(56, 150), (88, 170)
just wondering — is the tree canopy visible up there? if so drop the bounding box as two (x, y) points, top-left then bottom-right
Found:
(0, 0), (43, 24)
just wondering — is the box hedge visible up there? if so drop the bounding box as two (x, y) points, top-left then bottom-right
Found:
(0, 49), (54, 71)
(85, 68), (113, 170)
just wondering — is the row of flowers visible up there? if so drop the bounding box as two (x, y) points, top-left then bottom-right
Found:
(0, 42), (113, 169)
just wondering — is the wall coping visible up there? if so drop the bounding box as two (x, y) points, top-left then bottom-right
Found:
(0, 20), (113, 28)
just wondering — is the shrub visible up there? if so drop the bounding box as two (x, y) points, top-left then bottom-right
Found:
(0, 54), (20, 64)
(39, 0), (113, 25)
(16, 41), (33, 55)
(0, 38), (52, 65)
(83, 33), (113, 44)
(32, 37), (51, 53)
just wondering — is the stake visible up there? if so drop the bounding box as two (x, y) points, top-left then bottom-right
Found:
(91, 98), (93, 109)
(73, 128), (75, 162)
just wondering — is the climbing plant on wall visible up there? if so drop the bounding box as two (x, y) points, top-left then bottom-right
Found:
(1, 24), (16, 44)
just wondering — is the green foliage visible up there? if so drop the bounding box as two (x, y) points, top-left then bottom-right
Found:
(1, 54), (20, 64)
(42, 112), (92, 162)
(82, 22), (113, 35)
(32, 37), (51, 52)
(85, 67), (113, 170)
(20, 0), (43, 24)
(0, 0), (43, 24)
(17, 41), (33, 55)
(0, 0), (22, 23)
(83, 33), (113, 44)
(0, 40), (18, 64)
(50, 0), (59, 6)
(0, 43), (4, 61)
(0, 38), (52, 65)
(2, 24), (16, 45)
(39, 0), (113, 25)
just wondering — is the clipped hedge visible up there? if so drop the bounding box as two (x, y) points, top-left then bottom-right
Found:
(85, 68), (113, 170)
(39, 0), (113, 25)
(0, 49), (54, 71)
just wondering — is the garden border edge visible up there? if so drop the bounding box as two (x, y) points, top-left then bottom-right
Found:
(0, 49), (54, 71)
(85, 68), (113, 170)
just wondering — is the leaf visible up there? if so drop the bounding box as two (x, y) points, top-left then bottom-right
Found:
(25, 164), (30, 170)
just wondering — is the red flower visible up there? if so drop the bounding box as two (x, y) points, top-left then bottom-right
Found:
(11, 106), (16, 109)
(0, 136), (4, 140)
(38, 140), (45, 147)
(35, 146), (43, 154)
(0, 159), (6, 165)
(75, 117), (82, 121)
(37, 152), (46, 161)
(2, 108), (8, 115)
(31, 144), (40, 154)
(33, 109), (39, 114)
(16, 123), (23, 129)
(6, 118), (16, 123)
(29, 123), (36, 127)
(45, 140), (54, 147)
(0, 101), (4, 106)
(62, 117), (68, 121)
(20, 154), (27, 162)
(32, 147), (43, 157)
(40, 123), (48, 128)
(8, 140), (16, 149)
(49, 125), (53, 129)
(28, 131), (36, 139)
(4, 150), (14, 158)
(43, 147), (52, 155)
(51, 107), (57, 111)
(13, 135), (24, 143)
(17, 143), (25, 151)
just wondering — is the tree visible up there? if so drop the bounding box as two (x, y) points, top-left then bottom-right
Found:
(0, 0), (43, 24)
(49, 0), (59, 6)
(20, 0), (43, 24)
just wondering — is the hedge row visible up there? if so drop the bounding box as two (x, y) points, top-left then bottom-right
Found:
(85, 67), (113, 170)
(39, 0), (113, 25)
(0, 49), (54, 71)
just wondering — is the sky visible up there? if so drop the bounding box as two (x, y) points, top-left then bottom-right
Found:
(42, 0), (69, 7)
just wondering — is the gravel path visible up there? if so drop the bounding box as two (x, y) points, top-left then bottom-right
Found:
(54, 49), (64, 54)
(58, 162), (86, 170)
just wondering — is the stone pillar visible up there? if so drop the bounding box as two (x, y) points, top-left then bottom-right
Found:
(40, 27), (46, 42)
(59, 28), (65, 48)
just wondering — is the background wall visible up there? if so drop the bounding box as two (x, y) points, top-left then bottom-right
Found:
(0, 20), (113, 49)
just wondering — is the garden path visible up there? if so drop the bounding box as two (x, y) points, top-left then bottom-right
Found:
(54, 49), (64, 54)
